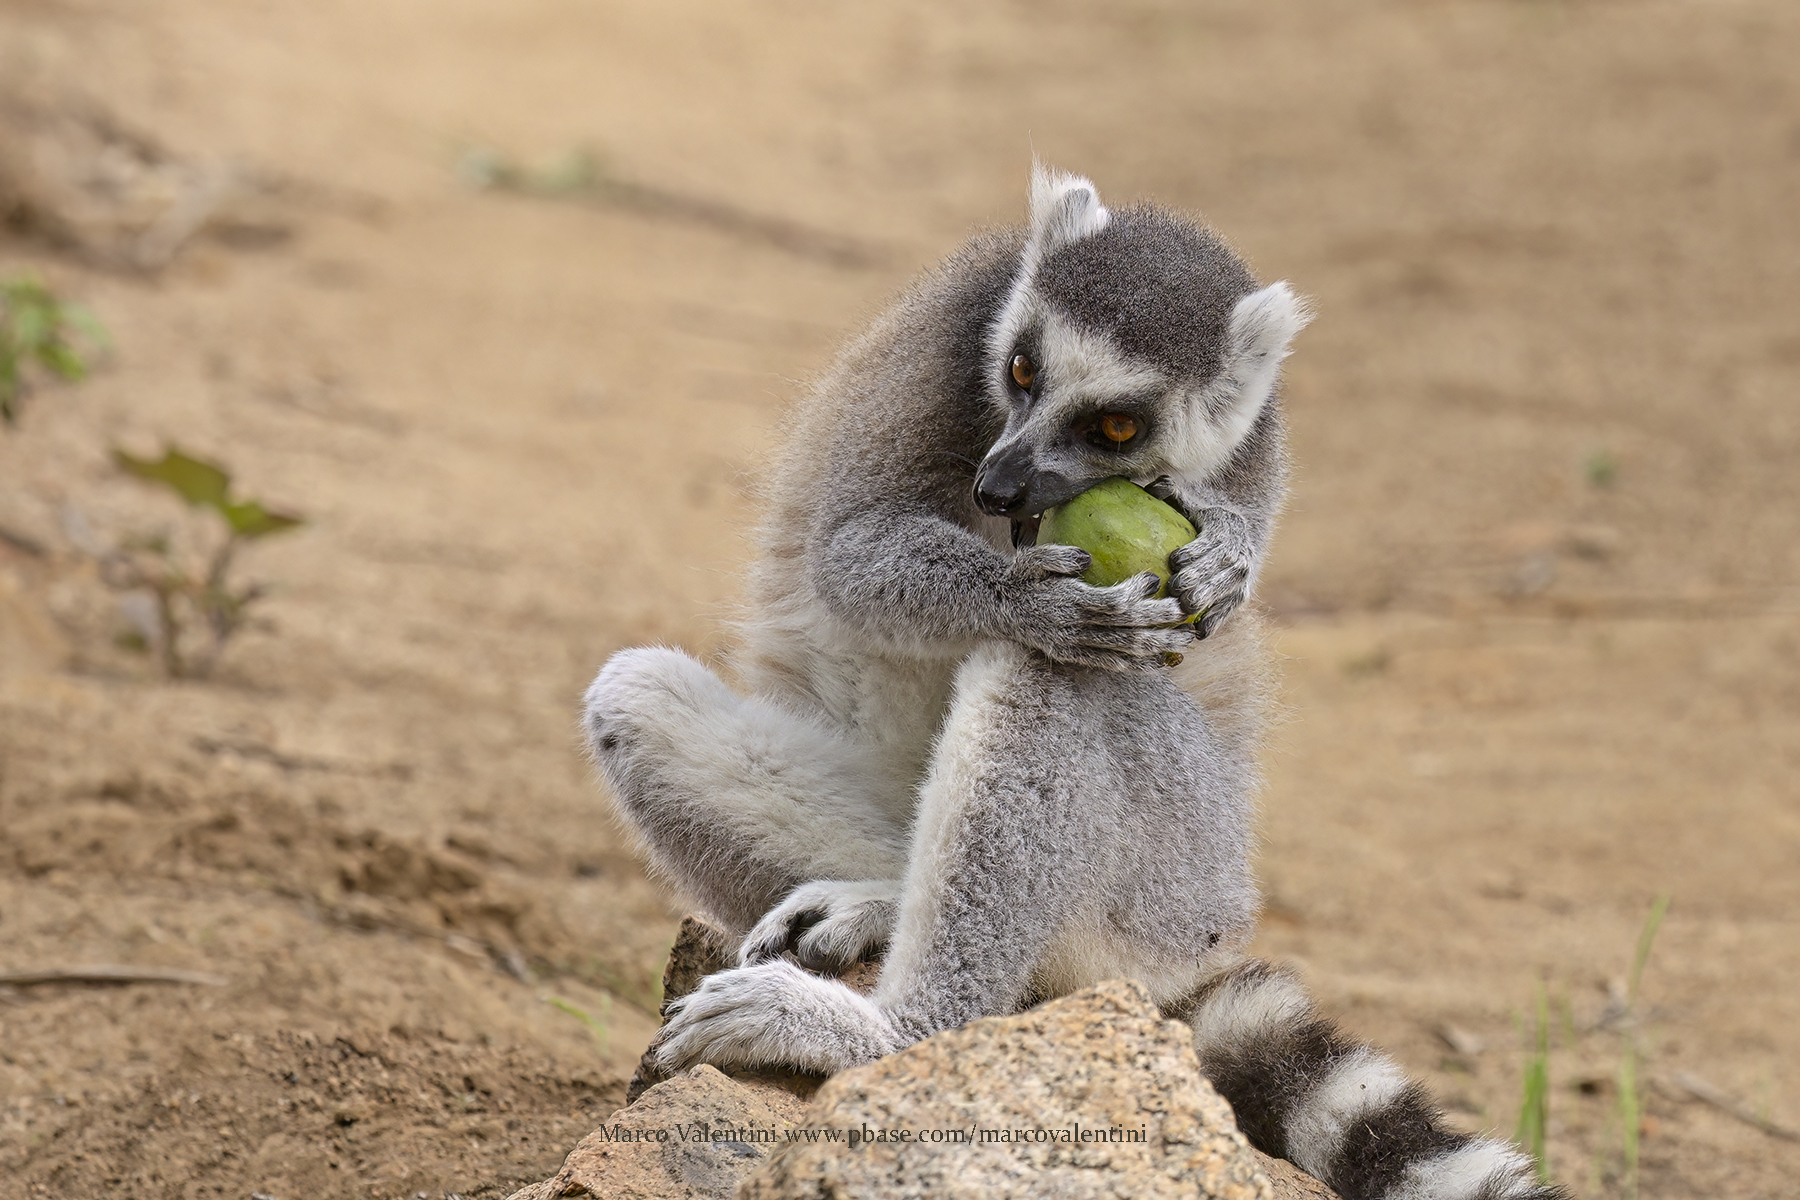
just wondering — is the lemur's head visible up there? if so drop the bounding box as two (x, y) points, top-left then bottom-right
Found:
(974, 164), (1309, 519)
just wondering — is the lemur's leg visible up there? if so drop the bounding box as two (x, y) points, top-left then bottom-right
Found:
(653, 641), (1105, 1075)
(583, 646), (909, 934)
(873, 640), (1105, 1038)
(1176, 961), (1564, 1200)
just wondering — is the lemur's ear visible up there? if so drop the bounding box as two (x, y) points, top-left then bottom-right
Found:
(1027, 161), (1109, 259)
(1227, 282), (1311, 379)
(1179, 282), (1312, 471)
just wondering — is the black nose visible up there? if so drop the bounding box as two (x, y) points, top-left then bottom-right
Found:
(975, 478), (1026, 516)
(975, 442), (1036, 516)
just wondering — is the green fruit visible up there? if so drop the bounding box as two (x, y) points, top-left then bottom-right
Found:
(1035, 477), (1198, 620)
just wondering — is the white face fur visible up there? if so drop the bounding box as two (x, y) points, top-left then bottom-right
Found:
(975, 165), (1309, 517)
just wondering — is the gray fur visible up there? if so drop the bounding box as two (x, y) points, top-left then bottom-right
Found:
(582, 167), (1544, 1200)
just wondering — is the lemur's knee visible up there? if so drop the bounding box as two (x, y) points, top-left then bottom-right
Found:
(583, 646), (732, 770)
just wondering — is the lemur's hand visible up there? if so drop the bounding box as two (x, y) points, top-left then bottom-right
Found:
(1003, 544), (1193, 671)
(740, 880), (898, 973)
(1168, 507), (1256, 639)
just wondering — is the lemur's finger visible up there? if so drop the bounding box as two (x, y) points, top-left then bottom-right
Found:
(1178, 565), (1247, 611)
(739, 930), (789, 965)
(1081, 597), (1187, 629)
(1016, 543), (1091, 580)
(1077, 573), (1183, 626)
(1198, 596), (1242, 640)
(1174, 556), (1248, 603)
(794, 902), (893, 973)
(1172, 550), (1249, 586)
(741, 905), (819, 965)
(1063, 645), (1186, 673)
(1069, 622), (1194, 661)
(652, 970), (761, 1070)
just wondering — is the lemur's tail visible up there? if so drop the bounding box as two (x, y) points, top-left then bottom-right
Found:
(1175, 960), (1568, 1200)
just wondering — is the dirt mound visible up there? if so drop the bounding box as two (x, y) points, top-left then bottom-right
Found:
(1, 719), (626, 994)
(7, 1022), (622, 1199)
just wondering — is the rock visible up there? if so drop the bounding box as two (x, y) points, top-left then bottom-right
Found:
(1260, 1154), (1338, 1200)
(505, 1064), (807, 1200)
(511, 920), (1337, 1200)
(0, 86), (293, 271)
(740, 979), (1275, 1200)
(627, 917), (734, 1103)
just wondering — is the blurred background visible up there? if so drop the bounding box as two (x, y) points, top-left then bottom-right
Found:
(0, 1), (1795, 1196)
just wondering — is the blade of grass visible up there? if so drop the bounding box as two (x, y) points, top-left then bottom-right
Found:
(549, 994), (612, 1056)
(1620, 1038), (1641, 1198)
(1515, 980), (1553, 1184)
(1619, 893), (1671, 1200)
(1626, 892), (1670, 1008)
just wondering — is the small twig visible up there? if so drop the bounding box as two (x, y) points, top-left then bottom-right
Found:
(588, 176), (883, 268)
(0, 965), (228, 987)
(0, 524), (48, 557)
(328, 901), (530, 982)
(466, 152), (885, 269)
(1434, 1024), (1486, 1056)
(1668, 1071), (1800, 1142)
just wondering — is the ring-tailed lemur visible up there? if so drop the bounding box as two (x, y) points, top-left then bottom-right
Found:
(583, 165), (1561, 1200)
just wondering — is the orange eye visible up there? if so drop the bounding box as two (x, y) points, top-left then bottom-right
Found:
(1099, 413), (1138, 444)
(1010, 355), (1035, 390)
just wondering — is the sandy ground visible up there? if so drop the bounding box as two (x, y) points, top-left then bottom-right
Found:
(0, 1), (1796, 1196)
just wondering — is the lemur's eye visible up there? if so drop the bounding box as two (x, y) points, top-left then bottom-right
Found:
(1010, 355), (1036, 390)
(1099, 413), (1138, 445)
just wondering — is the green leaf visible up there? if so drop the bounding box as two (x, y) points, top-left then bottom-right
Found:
(114, 445), (304, 538)
(1, 278), (53, 309)
(11, 301), (49, 352)
(36, 340), (87, 381)
(60, 302), (111, 350)
(114, 447), (233, 509)
(221, 500), (303, 539)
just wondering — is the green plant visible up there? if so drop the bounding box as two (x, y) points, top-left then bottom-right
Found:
(458, 145), (603, 197)
(548, 994), (612, 1055)
(578, 950), (666, 1017)
(1616, 893), (1670, 1200)
(105, 446), (302, 677)
(1515, 981), (1553, 1185)
(0, 276), (108, 423)
(1585, 449), (1620, 489)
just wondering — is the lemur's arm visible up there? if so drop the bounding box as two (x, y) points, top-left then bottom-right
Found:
(808, 505), (1192, 670)
(1152, 404), (1287, 639)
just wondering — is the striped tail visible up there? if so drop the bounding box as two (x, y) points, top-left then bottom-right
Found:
(1175, 960), (1568, 1200)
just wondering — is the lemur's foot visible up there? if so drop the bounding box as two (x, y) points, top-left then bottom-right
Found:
(740, 879), (898, 972)
(1168, 512), (1255, 639)
(654, 960), (899, 1076)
